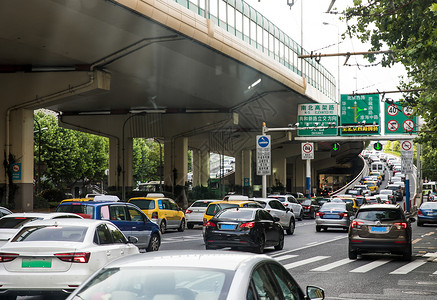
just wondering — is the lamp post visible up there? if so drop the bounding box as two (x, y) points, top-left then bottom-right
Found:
(33, 119), (48, 194)
(323, 22), (340, 103)
(122, 112), (147, 200)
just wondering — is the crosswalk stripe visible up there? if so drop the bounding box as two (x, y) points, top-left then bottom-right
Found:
(350, 259), (391, 273)
(310, 258), (353, 272)
(274, 255), (298, 262)
(390, 260), (427, 274)
(283, 256), (330, 269)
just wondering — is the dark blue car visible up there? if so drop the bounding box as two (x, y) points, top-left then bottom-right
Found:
(56, 198), (161, 252)
(417, 202), (437, 226)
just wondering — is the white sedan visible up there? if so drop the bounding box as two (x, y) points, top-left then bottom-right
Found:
(0, 218), (139, 299)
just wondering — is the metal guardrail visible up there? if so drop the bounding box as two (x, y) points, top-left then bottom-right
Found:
(331, 155), (368, 196)
(173, 0), (336, 101)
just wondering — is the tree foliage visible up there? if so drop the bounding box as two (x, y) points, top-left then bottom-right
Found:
(132, 138), (163, 184)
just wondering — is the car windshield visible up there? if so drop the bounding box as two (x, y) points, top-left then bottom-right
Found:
(56, 204), (94, 219)
(129, 199), (156, 210)
(0, 217), (40, 229)
(205, 203), (239, 216)
(356, 209), (403, 221)
(12, 225), (88, 242)
(216, 209), (254, 220)
(421, 202), (437, 209)
(75, 267), (232, 300)
(191, 201), (214, 208)
(320, 203), (345, 211)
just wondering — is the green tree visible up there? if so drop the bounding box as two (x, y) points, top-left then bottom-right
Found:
(132, 139), (163, 184)
(342, 1), (437, 138)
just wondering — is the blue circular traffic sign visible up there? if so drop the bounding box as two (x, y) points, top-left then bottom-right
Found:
(258, 136), (270, 148)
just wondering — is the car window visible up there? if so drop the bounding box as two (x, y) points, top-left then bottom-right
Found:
(248, 203), (263, 208)
(256, 201), (267, 208)
(168, 199), (179, 210)
(216, 209), (254, 220)
(250, 264), (282, 300)
(288, 196), (298, 203)
(269, 263), (304, 300)
(128, 206), (145, 222)
(110, 205), (128, 221)
(0, 217), (39, 229)
(95, 224), (113, 245)
(12, 225), (87, 242)
(129, 199), (155, 210)
(100, 205), (110, 220)
(270, 200), (285, 211)
(107, 223), (127, 244)
(356, 209), (403, 221)
(159, 199), (170, 210)
(57, 204), (94, 219)
(258, 210), (274, 221)
(191, 201), (213, 208)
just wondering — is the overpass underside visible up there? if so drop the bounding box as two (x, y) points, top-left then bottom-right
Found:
(0, 0), (361, 209)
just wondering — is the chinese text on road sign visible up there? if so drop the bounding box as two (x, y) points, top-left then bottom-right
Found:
(256, 135), (271, 175)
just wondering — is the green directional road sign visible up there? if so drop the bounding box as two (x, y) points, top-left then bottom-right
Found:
(373, 142), (383, 151)
(340, 94), (380, 136)
(332, 143), (340, 151)
(297, 103), (338, 136)
(384, 102), (417, 135)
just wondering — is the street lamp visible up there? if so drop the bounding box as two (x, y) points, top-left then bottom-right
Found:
(323, 22), (340, 103)
(33, 119), (48, 194)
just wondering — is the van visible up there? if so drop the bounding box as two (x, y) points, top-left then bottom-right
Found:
(370, 162), (386, 180)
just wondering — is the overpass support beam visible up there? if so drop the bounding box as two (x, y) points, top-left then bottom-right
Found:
(6, 109), (34, 211)
(271, 151), (286, 193)
(235, 149), (252, 194)
(164, 137), (188, 188)
(192, 149), (210, 187)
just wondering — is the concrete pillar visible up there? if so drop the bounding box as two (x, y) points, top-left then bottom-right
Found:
(108, 137), (120, 191)
(271, 153), (286, 188)
(122, 136), (133, 198)
(191, 149), (210, 187)
(192, 149), (201, 187)
(8, 109), (34, 211)
(235, 149), (252, 188)
(164, 137), (188, 187)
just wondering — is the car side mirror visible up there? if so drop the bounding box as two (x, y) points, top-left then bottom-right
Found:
(306, 286), (325, 300)
(127, 236), (138, 244)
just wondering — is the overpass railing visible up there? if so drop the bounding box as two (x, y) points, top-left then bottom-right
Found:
(331, 155), (368, 196)
(173, 0), (336, 101)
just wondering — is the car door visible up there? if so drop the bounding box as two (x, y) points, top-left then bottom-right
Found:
(268, 200), (290, 228)
(126, 205), (153, 249)
(93, 224), (123, 270)
(257, 210), (277, 244)
(287, 196), (301, 217)
(163, 199), (177, 228)
(106, 222), (138, 257)
(108, 204), (131, 234)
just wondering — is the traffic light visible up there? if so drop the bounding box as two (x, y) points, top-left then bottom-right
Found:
(373, 142), (383, 151)
(332, 143), (340, 151)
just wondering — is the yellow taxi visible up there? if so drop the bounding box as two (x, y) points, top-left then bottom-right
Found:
(202, 200), (263, 225)
(369, 172), (382, 181)
(331, 196), (360, 212)
(363, 180), (379, 193)
(128, 193), (185, 233)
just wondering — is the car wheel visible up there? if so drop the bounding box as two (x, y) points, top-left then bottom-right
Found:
(178, 218), (186, 232)
(187, 223), (194, 229)
(146, 233), (161, 252)
(286, 220), (295, 235)
(348, 245), (357, 259)
(159, 220), (166, 234)
(298, 211), (304, 221)
(254, 234), (265, 254)
(316, 225), (322, 232)
(403, 244), (412, 261)
(311, 210), (316, 219)
(275, 231), (284, 250)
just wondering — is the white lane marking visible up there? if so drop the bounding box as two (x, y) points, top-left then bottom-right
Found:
(271, 235), (347, 257)
(350, 259), (392, 273)
(389, 260), (427, 274)
(283, 256), (330, 269)
(273, 255), (299, 262)
(310, 258), (353, 272)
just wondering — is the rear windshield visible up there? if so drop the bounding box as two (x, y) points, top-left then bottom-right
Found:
(56, 204), (94, 219)
(216, 209), (254, 220)
(320, 203), (345, 211)
(0, 217), (40, 229)
(421, 202), (437, 209)
(191, 201), (214, 208)
(356, 209), (404, 221)
(12, 225), (88, 242)
(129, 199), (155, 210)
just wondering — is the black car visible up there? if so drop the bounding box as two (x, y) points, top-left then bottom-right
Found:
(386, 184), (403, 201)
(298, 199), (321, 219)
(204, 207), (284, 254)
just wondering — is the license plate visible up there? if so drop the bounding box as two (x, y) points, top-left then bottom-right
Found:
(220, 224), (235, 230)
(370, 226), (388, 233)
(324, 214), (340, 219)
(22, 258), (52, 268)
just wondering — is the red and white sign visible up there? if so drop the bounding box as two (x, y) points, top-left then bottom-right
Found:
(301, 142), (314, 160)
(386, 120), (399, 132)
(402, 106), (414, 116)
(401, 140), (412, 152)
(386, 104), (399, 116)
(402, 119), (415, 132)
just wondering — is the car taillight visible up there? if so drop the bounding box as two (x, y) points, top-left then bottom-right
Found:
(240, 222), (255, 228)
(54, 252), (90, 263)
(205, 221), (216, 227)
(0, 253), (19, 262)
(351, 221), (363, 228)
(394, 222), (407, 229)
(185, 209), (192, 214)
(305, 206), (311, 209)
(417, 210), (423, 216)
(151, 212), (158, 219)
(316, 212), (324, 217)
(283, 203), (288, 206)
(339, 212), (349, 218)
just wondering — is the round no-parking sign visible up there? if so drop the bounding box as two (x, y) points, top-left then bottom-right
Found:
(301, 142), (314, 160)
(401, 140), (412, 152)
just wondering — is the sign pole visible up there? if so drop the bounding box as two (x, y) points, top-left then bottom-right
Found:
(306, 159), (311, 198)
(406, 175), (410, 213)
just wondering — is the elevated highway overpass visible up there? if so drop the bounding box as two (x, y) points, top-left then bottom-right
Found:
(0, 0), (363, 209)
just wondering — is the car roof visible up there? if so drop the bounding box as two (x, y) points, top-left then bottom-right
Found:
(209, 200), (259, 205)
(17, 218), (107, 227)
(359, 204), (401, 210)
(1, 212), (83, 219)
(102, 250), (274, 271)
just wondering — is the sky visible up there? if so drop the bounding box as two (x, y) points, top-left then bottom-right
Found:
(246, 0), (407, 102)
